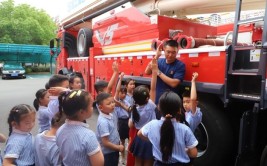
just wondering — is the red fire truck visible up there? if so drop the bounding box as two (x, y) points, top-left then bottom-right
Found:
(50, 0), (267, 165)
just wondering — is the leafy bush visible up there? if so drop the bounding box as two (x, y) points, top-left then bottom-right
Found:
(25, 66), (49, 73)
(25, 67), (32, 73)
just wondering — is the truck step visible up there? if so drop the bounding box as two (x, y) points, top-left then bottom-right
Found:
(229, 93), (260, 101)
(228, 69), (259, 75)
(238, 16), (264, 25)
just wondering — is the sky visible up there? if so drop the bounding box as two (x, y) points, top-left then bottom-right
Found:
(0, 0), (66, 17)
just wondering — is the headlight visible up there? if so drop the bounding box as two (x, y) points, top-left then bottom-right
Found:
(2, 70), (8, 74)
(20, 70), (25, 74)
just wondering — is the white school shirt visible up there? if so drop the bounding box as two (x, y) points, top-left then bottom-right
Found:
(185, 107), (202, 132)
(141, 118), (198, 164)
(56, 120), (100, 166)
(4, 128), (34, 166)
(114, 99), (130, 119)
(125, 94), (134, 106)
(96, 112), (120, 154)
(130, 99), (156, 129)
(37, 106), (50, 133)
(34, 130), (60, 166)
(47, 96), (59, 121)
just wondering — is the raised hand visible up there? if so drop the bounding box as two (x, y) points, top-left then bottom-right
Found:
(112, 61), (119, 72)
(119, 72), (124, 79)
(192, 72), (198, 82)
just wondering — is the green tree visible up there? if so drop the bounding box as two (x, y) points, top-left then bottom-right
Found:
(0, 0), (57, 45)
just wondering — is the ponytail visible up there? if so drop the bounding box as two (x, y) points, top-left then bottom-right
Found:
(132, 104), (140, 123)
(158, 91), (182, 162)
(33, 89), (47, 110)
(160, 116), (175, 161)
(33, 98), (39, 110)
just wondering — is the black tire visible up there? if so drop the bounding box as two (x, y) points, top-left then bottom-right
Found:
(194, 101), (234, 166)
(77, 28), (93, 57)
(260, 146), (267, 166)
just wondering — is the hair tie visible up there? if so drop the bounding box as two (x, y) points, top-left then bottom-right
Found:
(15, 110), (19, 113)
(69, 91), (77, 98)
(76, 90), (82, 96)
(165, 114), (172, 118)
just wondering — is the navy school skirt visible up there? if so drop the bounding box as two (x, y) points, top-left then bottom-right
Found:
(129, 135), (154, 159)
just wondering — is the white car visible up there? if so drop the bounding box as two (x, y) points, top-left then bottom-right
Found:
(2, 63), (26, 79)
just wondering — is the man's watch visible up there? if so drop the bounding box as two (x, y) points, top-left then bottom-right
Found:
(157, 70), (162, 76)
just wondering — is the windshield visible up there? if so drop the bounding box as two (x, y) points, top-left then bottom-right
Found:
(3, 63), (24, 70)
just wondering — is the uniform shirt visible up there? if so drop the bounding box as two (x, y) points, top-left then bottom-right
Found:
(47, 96), (59, 121)
(141, 118), (198, 164)
(114, 99), (130, 119)
(4, 129), (34, 166)
(185, 107), (202, 132)
(130, 99), (156, 130)
(125, 94), (134, 106)
(56, 120), (100, 166)
(37, 106), (50, 133)
(96, 112), (120, 154)
(156, 59), (185, 104)
(34, 130), (60, 166)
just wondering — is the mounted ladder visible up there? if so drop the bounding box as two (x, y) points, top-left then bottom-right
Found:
(226, 1), (267, 165)
(226, 0), (267, 110)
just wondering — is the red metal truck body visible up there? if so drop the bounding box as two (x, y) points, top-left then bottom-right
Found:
(53, 2), (267, 166)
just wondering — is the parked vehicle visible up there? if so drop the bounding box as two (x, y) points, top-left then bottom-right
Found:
(2, 63), (26, 79)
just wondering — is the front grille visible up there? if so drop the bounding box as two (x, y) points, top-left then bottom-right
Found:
(8, 70), (20, 73)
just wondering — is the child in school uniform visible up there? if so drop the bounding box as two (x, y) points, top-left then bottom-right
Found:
(124, 78), (135, 106)
(34, 112), (66, 166)
(137, 91), (198, 166)
(69, 75), (83, 90)
(3, 104), (36, 166)
(127, 59), (158, 166)
(47, 74), (69, 124)
(96, 92), (124, 166)
(93, 61), (119, 113)
(33, 88), (50, 133)
(56, 90), (104, 166)
(182, 72), (202, 132)
(114, 73), (131, 164)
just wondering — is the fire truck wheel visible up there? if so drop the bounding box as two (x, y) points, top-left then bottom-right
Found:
(77, 28), (93, 57)
(194, 101), (234, 166)
(260, 146), (267, 166)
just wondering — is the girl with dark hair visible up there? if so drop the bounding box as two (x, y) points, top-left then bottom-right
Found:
(128, 59), (158, 166)
(69, 75), (83, 90)
(3, 104), (36, 166)
(56, 90), (104, 166)
(124, 77), (135, 106)
(33, 88), (50, 133)
(137, 91), (198, 166)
